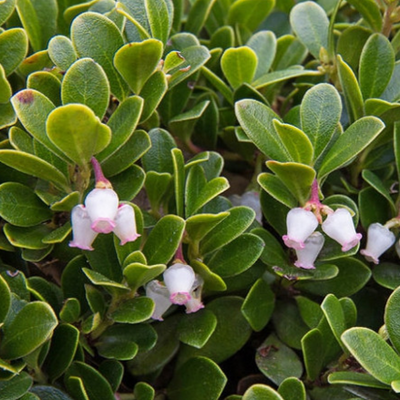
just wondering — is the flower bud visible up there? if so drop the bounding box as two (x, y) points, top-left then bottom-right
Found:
(283, 207), (319, 249)
(294, 232), (325, 269)
(322, 208), (362, 252)
(360, 223), (396, 264)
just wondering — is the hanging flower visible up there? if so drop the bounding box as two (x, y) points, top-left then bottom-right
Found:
(163, 263), (195, 305)
(69, 158), (140, 250)
(294, 232), (325, 269)
(360, 223), (396, 264)
(69, 205), (98, 251)
(146, 280), (172, 321)
(113, 204), (141, 245)
(322, 208), (362, 252)
(84, 188), (119, 234)
(283, 207), (319, 249)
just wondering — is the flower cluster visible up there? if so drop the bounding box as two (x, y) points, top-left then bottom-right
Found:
(146, 263), (204, 320)
(69, 158), (140, 250)
(284, 207), (362, 270)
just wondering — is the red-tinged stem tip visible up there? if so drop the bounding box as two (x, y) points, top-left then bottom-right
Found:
(91, 157), (112, 189)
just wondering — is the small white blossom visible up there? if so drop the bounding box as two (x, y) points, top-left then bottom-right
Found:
(69, 205), (98, 250)
(113, 204), (140, 245)
(283, 207), (319, 249)
(322, 208), (362, 252)
(163, 263), (195, 305)
(294, 232), (325, 269)
(146, 280), (172, 321)
(85, 188), (119, 234)
(360, 223), (396, 264)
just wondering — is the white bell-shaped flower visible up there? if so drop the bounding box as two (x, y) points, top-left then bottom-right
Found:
(85, 188), (119, 234)
(69, 205), (98, 250)
(185, 275), (205, 314)
(360, 223), (396, 264)
(294, 232), (325, 269)
(146, 280), (172, 321)
(163, 263), (195, 305)
(283, 207), (319, 249)
(322, 208), (362, 252)
(113, 204), (140, 245)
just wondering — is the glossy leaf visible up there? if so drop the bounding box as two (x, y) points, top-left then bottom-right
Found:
(385, 286), (400, 355)
(140, 70), (168, 122)
(278, 378), (306, 400)
(267, 161), (315, 205)
(48, 35), (77, 71)
(71, 12), (129, 101)
(337, 55), (364, 123)
(200, 206), (255, 255)
(247, 30), (276, 80)
(0, 372), (32, 400)
(185, 0), (216, 35)
(178, 310), (218, 349)
(273, 120), (313, 165)
(16, 0), (57, 52)
(241, 278), (275, 331)
(318, 116), (385, 178)
(43, 324), (79, 382)
(0, 28), (29, 76)
(221, 47), (258, 89)
(300, 83), (341, 162)
(0, 274), (11, 324)
(114, 39), (163, 94)
(185, 212), (229, 243)
(0, 150), (70, 192)
(111, 297), (155, 323)
(168, 357), (227, 400)
(228, 0), (275, 31)
(359, 33), (394, 100)
(178, 297), (252, 364)
(235, 99), (289, 161)
(342, 327), (400, 385)
(62, 58), (110, 119)
(0, 182), (52, 227)
(301, 328), (324, 381)
(208, 233), (264, 278)
(256, 333), (303, 385)
(373, 263), (400, 290)
(346, 0), (382, 32)
(0, 302), (57, 359)
(47, 104), (111, 166)
(65, 362), (115, 400)
(142, 215), (185, 264)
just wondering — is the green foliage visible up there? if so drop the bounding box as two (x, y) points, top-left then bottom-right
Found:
(0, 1), (399, 399)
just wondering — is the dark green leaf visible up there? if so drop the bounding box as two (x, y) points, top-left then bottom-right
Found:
(168, 357), (226, 400)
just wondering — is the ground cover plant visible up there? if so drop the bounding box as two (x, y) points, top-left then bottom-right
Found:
(2, 0), (400, 399)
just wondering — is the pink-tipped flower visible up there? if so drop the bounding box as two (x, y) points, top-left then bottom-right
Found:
(360, 223), (396, 264)
(294, 232), (325, 269)
(185, 275), (205, 314)
(84, 188), (119, 234)
(163, 263), (195, 305)
(113, 204), (140, 245)
(146, 280), (172, 321)
(322, 208), (362, 252)
(283, 207), (319, 249)
(69, 205), (98, 250)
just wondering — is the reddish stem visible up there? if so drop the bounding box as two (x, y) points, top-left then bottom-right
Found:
(174, 241), (187, 264)
(91, 157), (112, 189)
